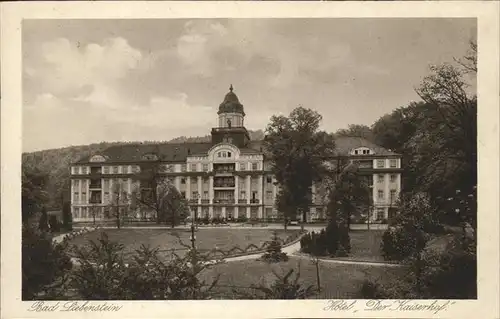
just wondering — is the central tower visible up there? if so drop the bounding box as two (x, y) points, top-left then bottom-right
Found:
(211, 85), (251, 148)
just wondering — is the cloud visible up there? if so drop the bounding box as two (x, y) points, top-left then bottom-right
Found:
(26, 37), (142, 102)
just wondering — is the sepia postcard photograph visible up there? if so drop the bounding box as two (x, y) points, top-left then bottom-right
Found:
(1, 2), (499, 319)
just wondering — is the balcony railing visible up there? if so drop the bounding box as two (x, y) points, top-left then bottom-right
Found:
(213, 199), (234, 204)
(250, 199), (260, 204)
(89, 183), (102, 189)
(214, 183), (235, 188)
(201, 199), (210, 204)
(214, 168), (235, 174)
(89, 198), (101, 204)
(238, 199), (247, 204)
(189, 199), (198, 204)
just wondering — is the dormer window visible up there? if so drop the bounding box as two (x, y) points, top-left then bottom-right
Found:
(352, 147), (373, 156)
(90, 155), (106, 162)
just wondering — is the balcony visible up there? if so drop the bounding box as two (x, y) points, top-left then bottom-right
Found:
(250, 199), (260, 204)
(213, 199), (234, 204)
(214, 176), (235, 188)
(238, 199), (247, 204)
(201, 199), (210, 204)
(189, 199), (199, 204)
(213, 163), (235, 175)
(89, 182), (102, 189)
(90, 167), (102, 175)
(213, 183), (235, 188)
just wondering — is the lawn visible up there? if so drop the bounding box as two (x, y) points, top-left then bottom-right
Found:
(66, 228), (301, 259)
(345, 230), (385, 262)
(200, 256), (407, 299)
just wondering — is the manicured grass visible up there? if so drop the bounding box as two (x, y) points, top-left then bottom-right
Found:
(345, 230), (385, 262)
(200, 256), (407, 299)
(67, 228), (301, 258)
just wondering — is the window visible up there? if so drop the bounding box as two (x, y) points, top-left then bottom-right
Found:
(74, 192), (79, 202)
(181, 164), (187, 172)
(390, 190), (397, 202)
(252, 163), (258, 170)
(218, 152), (222, 158)
(227, 151), (232, 158)
(165, 164), (173, 172)
(354, 150), (359, 155)
(181, 191), (186, 198)
(203, 164), (209, 172)
(81, 192), (87, 203)
(266, 176), (273, 184)
(376, 208), (385, 220)
(363, 149), (369, 155)
(378, 190), (384, 200)
(203, 191), (209, 199)
(376, 160), (385, 168)
(390, 174), (397, 183)
(222, 152), (227, 158)
(190, 164), (197, 172)
(377, 174), (384, 183)
(266, 191), (273, 200)
(181, 178), (186, 184)
(240, 191), (246, 199)
(390, 159), (397, 168)
(122, 166), (129, 174)
(192, 191), (199, 199)
(102, 166), (110, 174)
(240, 163), (246, 170)
(113, 166), (119, 174)
(132, 166), (140, 173)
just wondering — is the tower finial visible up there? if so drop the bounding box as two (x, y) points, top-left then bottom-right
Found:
(229, 84), (233, 92)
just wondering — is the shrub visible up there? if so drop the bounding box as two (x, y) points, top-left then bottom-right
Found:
(358, 280), (388, 298)
(38, 208), (49, 232)
(71, 232), (221, 300)
(237, 267), (316, 299)
(420, 237), (477, 298)
(381, 225), (418, 261)
(62, 202), (73, 231)
(201, 215), (210, 225)
(237, 215), (248, 223)
(261, 232), (288, 263)
(48, 215), (61, 233)
(22, 224), (72, 300)
(300, 222), (350, 257)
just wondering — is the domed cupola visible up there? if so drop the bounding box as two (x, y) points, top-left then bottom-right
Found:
(212, 85), (251, 147)
(218, 84), (245, 116)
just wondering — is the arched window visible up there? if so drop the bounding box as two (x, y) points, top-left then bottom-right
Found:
(89, 155), (106, 162)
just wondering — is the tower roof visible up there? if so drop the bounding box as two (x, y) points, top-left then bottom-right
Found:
(218, 84), (245, 115)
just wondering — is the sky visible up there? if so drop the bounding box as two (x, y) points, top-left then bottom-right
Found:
(22, 18), (476, 152)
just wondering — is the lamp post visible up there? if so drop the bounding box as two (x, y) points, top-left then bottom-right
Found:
(190, 193), (200, 250)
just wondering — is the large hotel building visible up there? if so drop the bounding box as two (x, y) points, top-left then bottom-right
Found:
(70, 86), (402, 223)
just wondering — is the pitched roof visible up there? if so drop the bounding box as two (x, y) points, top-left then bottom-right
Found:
(75, 142), (213, 164)
(333, 136), (400, 156)
(75, 136), (398, 165)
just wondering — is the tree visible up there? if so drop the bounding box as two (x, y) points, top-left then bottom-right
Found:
(264, 107), (336, 227)
(413, 41), (477, 222)
(22, 163), (49, 224)
(22, 224), (72, 299)
(335, 124), (374, 141)
(62, 201), (72, 231)
(106, 180), (130, 229)
(327, 162), (371, 229)
(89, 204), (101, 225)
(134, 169), (188, 228)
